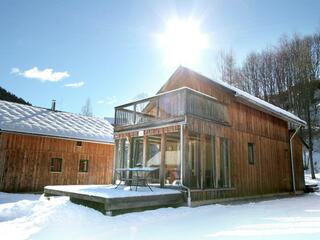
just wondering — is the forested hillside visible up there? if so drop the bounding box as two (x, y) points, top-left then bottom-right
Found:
(0, 86), (31, 105)
(217, 31), (320, 177)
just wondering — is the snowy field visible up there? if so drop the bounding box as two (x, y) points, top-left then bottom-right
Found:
(1, 175), (320, 240)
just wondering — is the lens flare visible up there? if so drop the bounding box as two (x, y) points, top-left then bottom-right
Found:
(157, 18), (209, 67)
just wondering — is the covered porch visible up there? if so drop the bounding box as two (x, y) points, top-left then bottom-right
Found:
(114, 87), (234, 200)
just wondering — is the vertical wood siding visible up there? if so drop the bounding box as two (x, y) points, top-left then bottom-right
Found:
(122, 68), (305, 201)
(0, 132), (114, 192)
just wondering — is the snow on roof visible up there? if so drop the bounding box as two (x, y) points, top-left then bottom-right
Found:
(0, 100), (114, 143)
(181, 66), (307, 126)
(213, 78), (306, 126)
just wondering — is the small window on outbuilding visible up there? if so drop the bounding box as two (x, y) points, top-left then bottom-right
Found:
(79, 159), (89, 172)
(76, 141), (83, 147)
(248, 143), (255, 165)
(50, 158), (62, 172)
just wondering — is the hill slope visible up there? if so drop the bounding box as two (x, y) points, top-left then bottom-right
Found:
(0, 86), (31, 105)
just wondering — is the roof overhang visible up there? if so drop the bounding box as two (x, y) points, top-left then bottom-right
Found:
(0, 129), (114, 145)
(235, 94), (306, 126)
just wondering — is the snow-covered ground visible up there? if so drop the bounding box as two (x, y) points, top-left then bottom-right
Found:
(1, 176), (320, 240)
(304, 173), (320, 185)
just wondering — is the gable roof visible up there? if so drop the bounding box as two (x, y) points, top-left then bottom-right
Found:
(0, 100), (114, 143)
(159, 66), (306, 126)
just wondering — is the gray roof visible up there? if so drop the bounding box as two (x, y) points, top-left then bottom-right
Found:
(0, 100), (114, 143)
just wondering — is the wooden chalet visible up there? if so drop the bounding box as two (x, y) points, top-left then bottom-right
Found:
(113, 66), (306, 204)
(0, 100), (114, 192)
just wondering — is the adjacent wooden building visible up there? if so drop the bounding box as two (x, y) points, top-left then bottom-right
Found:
(0, 100), (114, 192)
(114, 66), (306, 204)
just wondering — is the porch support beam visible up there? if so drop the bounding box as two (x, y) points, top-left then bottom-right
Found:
(127, 137), (133, 184)
(183, 128), (190, 186)
(142, 135), (148, 167)
(113, 139), (119, 184)
(160, 132), (166, 187)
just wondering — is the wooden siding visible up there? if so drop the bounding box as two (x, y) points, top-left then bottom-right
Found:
(113, 68), (305, 202)
(0, 132), (114, 192)
(161, 71), (304, 201)
(159, 68), (304, 201)
(158, 67), (233, 105)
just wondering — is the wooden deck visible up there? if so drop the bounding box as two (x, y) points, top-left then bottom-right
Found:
(44, 185), (184, 216)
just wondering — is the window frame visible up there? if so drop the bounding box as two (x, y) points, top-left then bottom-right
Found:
(248, 142), (256, 165)
(219, 137), (231, 188)
(79, 159), (89, 173)
(50, 158), (62, 172)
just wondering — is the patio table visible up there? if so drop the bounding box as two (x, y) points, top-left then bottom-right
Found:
(114, 167), (159, 191)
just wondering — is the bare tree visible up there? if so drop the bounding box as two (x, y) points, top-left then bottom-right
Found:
(242, 52), (261, 97)
(216, 31), (320, 178)
(217, 50), (241, 88)
(81, 98), (93, 117)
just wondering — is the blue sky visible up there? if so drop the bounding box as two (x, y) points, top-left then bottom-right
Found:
(0, 0), (319, 117)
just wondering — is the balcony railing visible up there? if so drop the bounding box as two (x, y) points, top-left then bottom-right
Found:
(115, 87), (229, 131)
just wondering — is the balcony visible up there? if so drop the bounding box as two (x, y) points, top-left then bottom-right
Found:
(114, 87), (229, 132)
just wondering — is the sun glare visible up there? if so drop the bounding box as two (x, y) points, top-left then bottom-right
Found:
(157, 18), (209, 67)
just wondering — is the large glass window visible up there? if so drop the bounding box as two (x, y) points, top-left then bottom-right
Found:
(204, 136), (216, 188)
(116, 139), (129, 169)
(131, 137), (143, 167)
(165, 133), (181, 185)
(146, 136), (161, 183)
(184, 134), (231, 189)
(187, 134), (201, 188)
(218, 137), (231, 188)
(147, 137), (161, 167)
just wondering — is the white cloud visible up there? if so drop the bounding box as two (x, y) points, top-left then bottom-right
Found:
(97, 96), (117, 105)
(64, 81), (84, 88)
(11, 67), (70, 82)
(10, 67), (20, 74)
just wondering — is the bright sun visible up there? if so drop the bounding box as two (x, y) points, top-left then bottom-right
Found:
(157, 18), (209, 67)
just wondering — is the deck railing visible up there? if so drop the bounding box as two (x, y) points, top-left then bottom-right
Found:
(114, 87), (229, 131)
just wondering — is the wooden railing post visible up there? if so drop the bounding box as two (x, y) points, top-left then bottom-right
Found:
(133, 104), (137, 125)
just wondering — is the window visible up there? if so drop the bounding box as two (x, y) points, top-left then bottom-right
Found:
(187, 134), (201, 188)
(147, 137), (161, 167)
(219, 138), (230, 188)
(116, 139), (129, 169)
(147, 136), (161, 183)
(132, 137), (143, 167)
(248, 143), (255, 165)
(164, 133), (180, 185)
(79, 159), (89, 172)
(76, 141), (82, 147)
(204, 135), (215, 188)
(50, 158), (62, 172)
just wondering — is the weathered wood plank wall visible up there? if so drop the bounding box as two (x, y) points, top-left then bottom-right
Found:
(0, 132), (114, 192)
(158, 68), (305, 201)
